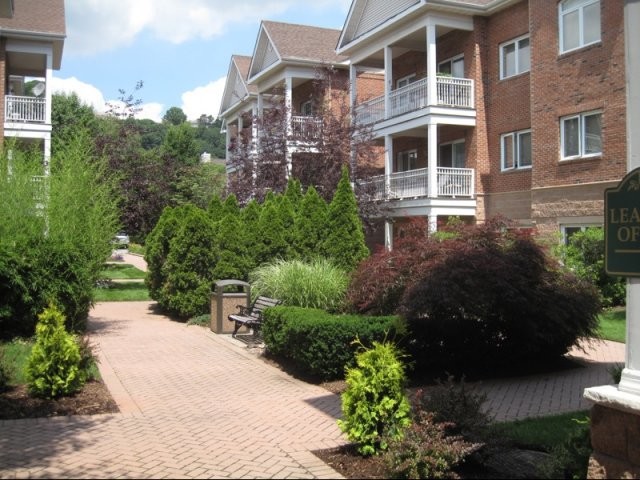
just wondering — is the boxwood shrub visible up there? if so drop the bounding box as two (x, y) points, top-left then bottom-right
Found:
(261, 306), (405, 380)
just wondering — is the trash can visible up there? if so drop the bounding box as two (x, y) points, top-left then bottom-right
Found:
(210, 280), (251, 334)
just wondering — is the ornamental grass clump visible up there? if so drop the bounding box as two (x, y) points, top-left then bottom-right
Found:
(338, 340), (411, 456)
(26, 303), (85, 399)
(250, 258), (348, 311)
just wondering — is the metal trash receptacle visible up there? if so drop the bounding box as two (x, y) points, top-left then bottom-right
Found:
(211, 279), (251, 334)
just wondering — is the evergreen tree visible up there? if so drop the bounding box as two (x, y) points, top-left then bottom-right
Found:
(213, 211), (250, 282)
(241, 199), (263, 272)
(294, 185), (329, 261)
(144, 206), (180, 302)
(207, 194), (224, 222)
(324, 167), (369, 271)
(284, 178), (303, 214)
(222, 193), (240, 218)
(256, 198), (288, 266)
(276, 195), (296, 258)
(161, 205), (218, 317)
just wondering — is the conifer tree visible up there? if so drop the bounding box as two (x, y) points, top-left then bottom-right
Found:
(324, 167), (369, 271)
(207, 194), (224, 222)
(213, 211), (250, 281)
(294, 185), (329, 260)
(241, 199), (263, 272)
(256, 197), (288, 266)
(145, 206), (179, 301)
(284, 178), (303, 214)
(221, 193), (240, 218)
(161, 205), (218, 317)
(276, 195), (296, 258)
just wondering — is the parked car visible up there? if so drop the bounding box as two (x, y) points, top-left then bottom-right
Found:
(112, 232), (130, 249)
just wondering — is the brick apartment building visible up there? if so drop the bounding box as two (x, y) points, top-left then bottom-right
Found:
(0, 0), (65, 176)
(222, 0), (626, 250)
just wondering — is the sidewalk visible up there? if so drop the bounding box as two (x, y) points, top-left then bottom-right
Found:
(0, 301), (346, 479)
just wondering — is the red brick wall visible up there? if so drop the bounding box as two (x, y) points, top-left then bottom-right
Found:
(529, 0), (626, 189)
(292, 80), (315, 114)
(482, 0), (531, 195)
(356, 72), (384, 102)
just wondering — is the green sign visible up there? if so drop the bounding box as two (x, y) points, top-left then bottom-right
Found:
(605, 167), (640, 277)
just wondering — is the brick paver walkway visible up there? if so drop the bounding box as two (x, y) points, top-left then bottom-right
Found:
(0, 301), (346, 479)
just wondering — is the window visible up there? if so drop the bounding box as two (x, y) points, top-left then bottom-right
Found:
(561, 224), (602, 245)
(501, 130), (532, 170)
(561, 111), (602, 160)
(396, 150), (417, 172)
(559, 0), (601, 53)
(396, 74), (417, 89)
(300, 100), (313, 116)
(439, 140), (465, 168)
(500, 35), (530, 79)
(438, 55), (464, 78)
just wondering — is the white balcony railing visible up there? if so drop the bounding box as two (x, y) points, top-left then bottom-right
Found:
(355, 76), (474, 126)
(5, 95), (46, 123)
(290, 115), (322, 139)
(359, 167), (475, 201)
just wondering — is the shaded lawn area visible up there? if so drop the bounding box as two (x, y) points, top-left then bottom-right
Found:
(598, 307), (626, 343)
(94, 282), (150, 302)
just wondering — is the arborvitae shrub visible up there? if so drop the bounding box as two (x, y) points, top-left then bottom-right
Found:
(145, 206), (180, 301)
(338, 341), (411, 455)
(213, 211), (250, 282)
(323, 166), (369, 272)
(26, 303), (85, 399)
(161, 205), (218, 318)
(293, 186), (329, 261)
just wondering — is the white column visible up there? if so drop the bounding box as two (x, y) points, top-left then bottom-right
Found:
(384, 46), (393, 119)
(427, 122), (438, 198)
(43, 136), (51, 176)
(285, 78), (293, 178)
(619, 0), (640, 396)
(385, 135), (393, 196)
(45, 53), (53, 125)
(350, 64), (357, 112)
(426, 22), (437, 107)
(428, 215), (438, 234)
(225, 126), (231, 165)
(385, 220), (393, 251)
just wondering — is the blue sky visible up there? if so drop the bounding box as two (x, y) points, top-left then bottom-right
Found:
(52, 0), (351, 122)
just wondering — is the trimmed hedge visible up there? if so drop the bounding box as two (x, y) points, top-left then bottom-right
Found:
(261, 306), (405, 380)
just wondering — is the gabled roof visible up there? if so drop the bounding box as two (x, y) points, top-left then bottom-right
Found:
(248, 20), (347, 81)
(338, 0), (518, 52)
(0, 0), (66, 68)
(219, 54), (257, 117)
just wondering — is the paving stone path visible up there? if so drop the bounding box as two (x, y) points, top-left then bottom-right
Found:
(0, 301), (346, 479)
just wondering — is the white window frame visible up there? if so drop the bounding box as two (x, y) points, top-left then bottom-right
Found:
(396, 73), (417, 89)
(438, 139), (466, 168)
(499, 34), (530, 79)
(396, 149), (417, 172)
(559, 0), (601, 54)
(501, 129), (532, 171)
(300, 100), (313, 116)
(438, 54), (464, 78)
(560, 110), (602, 160)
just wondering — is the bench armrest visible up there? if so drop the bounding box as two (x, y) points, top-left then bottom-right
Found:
(236, 305), (251, 316)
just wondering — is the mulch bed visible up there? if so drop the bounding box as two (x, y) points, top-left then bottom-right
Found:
(0, 380), (119, 420)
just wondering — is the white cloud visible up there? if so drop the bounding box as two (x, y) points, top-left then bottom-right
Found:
(65, 0), (328, 56)
(136, 103), (164, 123)
(51, 76), (107, 112)
(180, 77), (227, 121)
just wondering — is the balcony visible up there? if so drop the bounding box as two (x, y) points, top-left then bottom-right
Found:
(354, 76), (474, 126)
(361, 167), (475, 201)
(5, 95), (46, 123)
(290, 115), (322, 139)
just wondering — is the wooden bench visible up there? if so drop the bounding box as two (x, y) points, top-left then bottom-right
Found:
(228, 296), (281, 338)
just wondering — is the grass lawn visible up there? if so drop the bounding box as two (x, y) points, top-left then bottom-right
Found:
(94, 282), (150, 302)
(100, 263), (146, 280)
(128, 243), (145, 256)
(597, 307), (626, 343)
(0, 338), (32, 385)
(493, 410), (590, 451)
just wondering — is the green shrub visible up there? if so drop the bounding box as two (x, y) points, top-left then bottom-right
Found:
(540, 416), (591, 479)
(25, 304), (85, 399)
(262, 306), (405, 380)
(323, 166), (369, 272)
(145, 206), (180, 301)
(187, 314), (211, 327)
(0, 348), (11, 392)
(338, 341), (412, 456)
(559, 227), (625, 308)
(384, 411), (478, 479)
(250, 258), (349, 311)
(160, 205), (218, 318)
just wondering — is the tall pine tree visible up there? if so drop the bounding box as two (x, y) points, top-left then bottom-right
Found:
(324, 167), (369, 271)
(294, 185), (329, 261)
